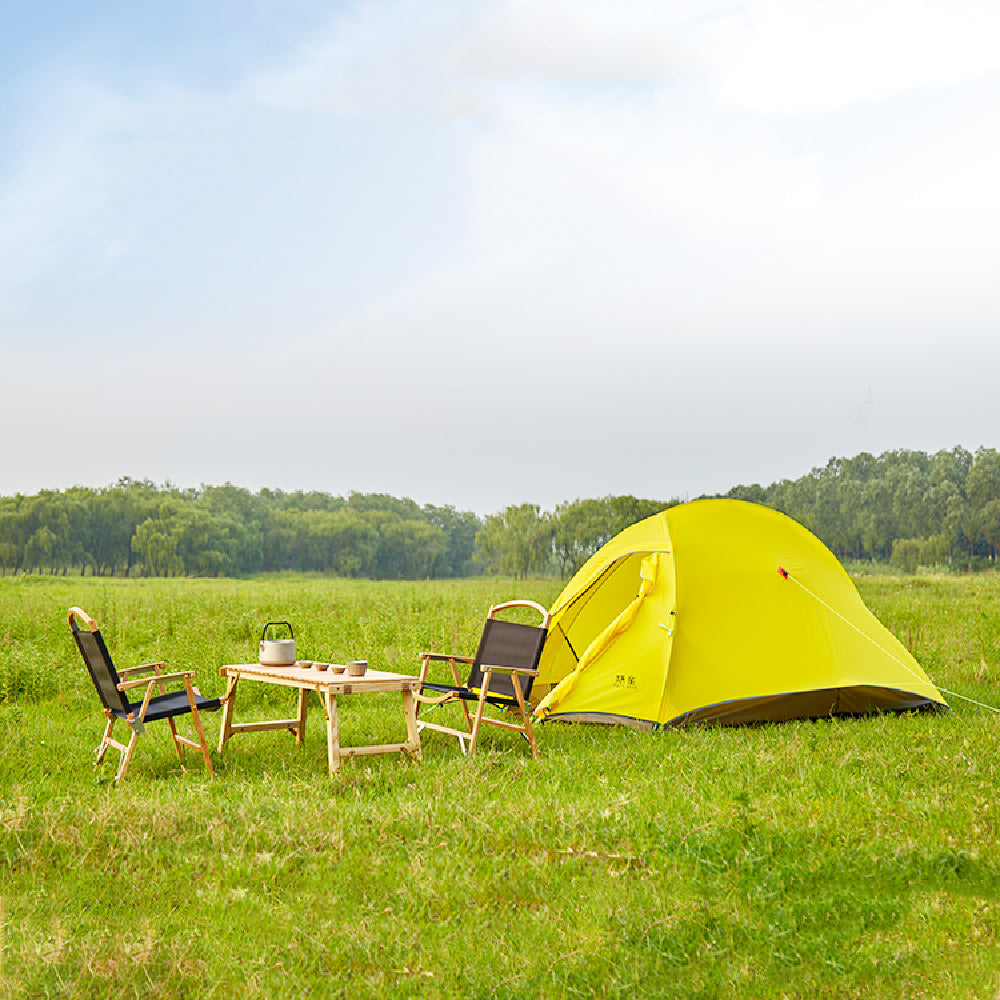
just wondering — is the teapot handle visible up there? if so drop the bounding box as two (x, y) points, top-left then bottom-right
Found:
(260, 621), (294, 642)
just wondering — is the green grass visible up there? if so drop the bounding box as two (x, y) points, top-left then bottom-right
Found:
(3, 574), (1000, 998)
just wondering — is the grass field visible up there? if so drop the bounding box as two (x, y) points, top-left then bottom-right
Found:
(3, 572), (1000, 999)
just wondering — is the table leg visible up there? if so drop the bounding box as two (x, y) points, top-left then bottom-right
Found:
(325, 689), (341, 774)
(313, 687), (328, 719)
(402, 689), (422, 761)
(295, 687), (309, 747)
(218, 676), (239, 752)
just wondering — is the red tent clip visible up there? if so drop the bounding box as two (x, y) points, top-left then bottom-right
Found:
(778, 566), (789, 580)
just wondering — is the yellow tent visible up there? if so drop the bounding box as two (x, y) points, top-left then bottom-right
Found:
(534, 499), (946, 728)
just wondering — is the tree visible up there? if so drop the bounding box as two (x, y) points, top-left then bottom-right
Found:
(262, 509), (306, 570)
(979, 499), (1000, 560)
(0, 498), (29, 573)
(377, 519), (448, 579)
(477, 504), (552, 579)
(549, 496), (675, 576)
(302, 509), (377, 576)
(131, 518), (183, 576)
(966, 449), (1000, 555)
(422, 505), (481, 577)
(890, 538), (922, 574)
(24, 526), (56, 573)
(172, 508), (244, 576)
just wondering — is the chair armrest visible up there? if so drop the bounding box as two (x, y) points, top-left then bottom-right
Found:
(117, 671), (193, 692)
(480, 664), (539, 677)
(119, 662), (168, 678)
(417, 652), (473, 688)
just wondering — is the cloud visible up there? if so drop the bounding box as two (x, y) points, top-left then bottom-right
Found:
(448, 0), (701, 82)
(250, 2), (459, 117)
(250, 0), (704, 119)
(703, 0), (1000, 113)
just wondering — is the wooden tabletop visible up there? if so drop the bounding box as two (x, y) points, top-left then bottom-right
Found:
(220, 663), (420, 691)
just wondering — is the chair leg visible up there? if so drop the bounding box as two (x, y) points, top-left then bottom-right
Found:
(190, 706), (214, 775)
(468, 668), (493, 756)
(510, 674), (539, 760)
(94, 716), (115, 770)
(94, 715), (141, 782)
(458, 698), (473, 734)
(414, 655), (430, 725)
(167, 717), (184, 761)
(520, 714), (539, 759)
(447, 656), (475, 735)
(115, 730), (140, 782)
(468, 704), (487, 755)
(464, 673), (539, 760)
(182, 676), (214, 775)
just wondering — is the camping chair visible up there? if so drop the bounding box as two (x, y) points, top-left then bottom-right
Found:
(415, 600), (551, 758)
(68, 607), (221, 781)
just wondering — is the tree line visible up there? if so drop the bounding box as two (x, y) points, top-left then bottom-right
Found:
(470, 446), (1000, 576)
(3, 446), (999, 577)
(724, 446), (1000, 572)
(0, 481), (678, 579)
(0, 481), (480, 579)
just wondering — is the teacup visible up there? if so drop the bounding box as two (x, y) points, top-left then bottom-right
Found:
(346, 660), (368, 677)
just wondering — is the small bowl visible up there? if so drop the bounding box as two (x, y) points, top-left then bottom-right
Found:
(296, 660), (313, 669)
(328, 664), (346, 674)
(346, 660), (368, 677)
(313, 662), (329, 672)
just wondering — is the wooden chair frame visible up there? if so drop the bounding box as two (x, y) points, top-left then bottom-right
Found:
(414, 600), (551, 758)
(69, 607), (220, 782)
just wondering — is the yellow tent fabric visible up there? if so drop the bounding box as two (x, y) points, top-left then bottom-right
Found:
(533, 499), (946, 729)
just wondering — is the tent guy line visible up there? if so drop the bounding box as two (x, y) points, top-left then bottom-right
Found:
(782, 568), (1000, 715)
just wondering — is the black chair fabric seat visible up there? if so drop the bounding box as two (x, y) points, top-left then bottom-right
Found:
(420, 681), (518, 707)
(115, 691), (222, 722)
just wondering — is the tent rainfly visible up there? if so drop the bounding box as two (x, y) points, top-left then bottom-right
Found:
(533, 499), (947, 729)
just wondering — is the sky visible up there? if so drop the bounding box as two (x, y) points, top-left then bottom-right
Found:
(4, 0), (1000, 514)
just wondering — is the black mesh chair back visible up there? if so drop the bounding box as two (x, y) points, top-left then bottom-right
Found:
(71, 620), (131, 715)
(466, 618), (548, 704)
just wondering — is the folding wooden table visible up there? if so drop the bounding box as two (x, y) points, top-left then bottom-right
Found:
(218, 663), (422, 774)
